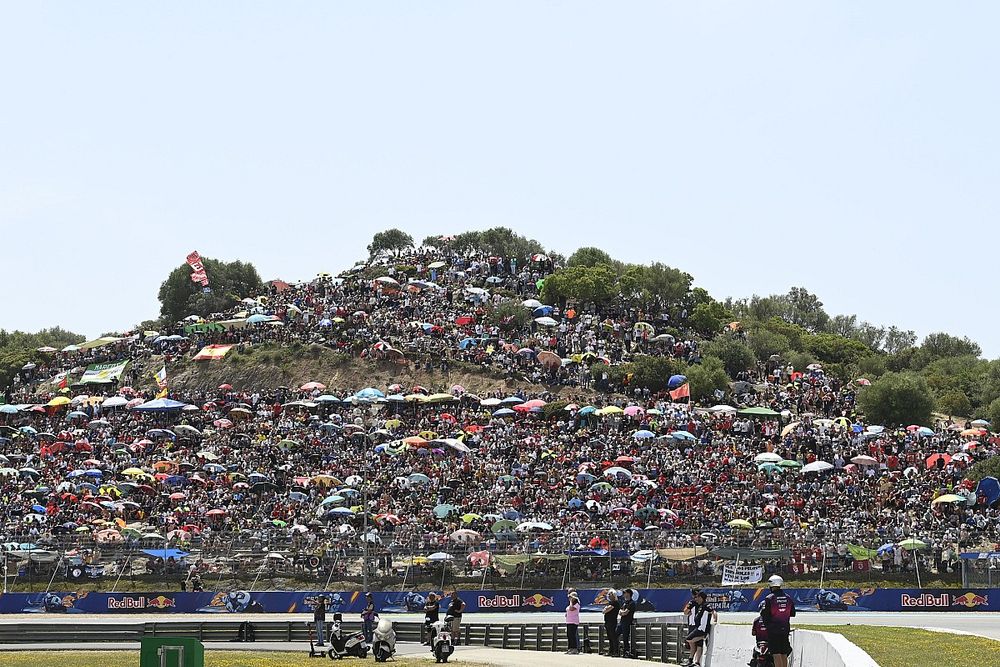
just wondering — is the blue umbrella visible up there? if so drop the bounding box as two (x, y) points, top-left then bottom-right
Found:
(976, 477), (1000, 506)
(671, 430), (697, 441)
(567, 498), (584, 509)
(633, 430), (655, 440)
(576, 472), (596, 483)
(326, 507), (353, 516)
(78, 483), (98, 493)
(492, 408), (515, 417)
(67, 411), (89, 419)
(318, 319), (333, 327)
(67, 470), (86, 479)
(877, 543), (894, 555)
(83, 470), (103, 478)
(355, 388), (385, 399)
(501, 396), (524, 404)
(667, 375), (687, 389)
(164, 475), (186, 486)
(532, 306), (554, 317)
(0, 405), (17, 414)
(288, 492), (308, 502)
(31, 504), (46, 514)
(578, 406), (597, 416)
(134, 400), (189, 412)
(315, 395), (340, 403)
(246, 314), (272, 324)
(458, 338), (479, 349)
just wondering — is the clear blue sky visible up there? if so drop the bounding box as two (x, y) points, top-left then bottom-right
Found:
(2, 3), (997, 354)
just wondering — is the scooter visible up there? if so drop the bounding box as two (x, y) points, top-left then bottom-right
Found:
(430, 617), (455, 663)
(327, 614), (369, 659)
(372, 617), (396, 662)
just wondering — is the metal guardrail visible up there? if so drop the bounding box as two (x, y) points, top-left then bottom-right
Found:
(0, 619), (690, 663)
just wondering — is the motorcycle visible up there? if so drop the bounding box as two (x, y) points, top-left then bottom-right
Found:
(327, 614), (369, 660)
(430, 617), (455, 663)
(372, 618), (396, 662)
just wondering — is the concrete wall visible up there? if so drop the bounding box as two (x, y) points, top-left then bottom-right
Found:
(705, 624), (880, 667)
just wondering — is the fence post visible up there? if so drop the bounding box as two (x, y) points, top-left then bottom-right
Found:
(643, 623), (651, 659)
(660, 625), (667, 663)
(674, 625), (685, 664)
(502, 624), (509, 649)
(484, 624), (491, 647)
(519, 624), (526, 651)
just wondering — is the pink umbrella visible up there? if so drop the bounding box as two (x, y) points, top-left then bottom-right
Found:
(623, 406), (644, 417)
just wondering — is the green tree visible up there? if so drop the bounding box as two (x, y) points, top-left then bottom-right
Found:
(748, 328), (791, 362)
(686, 356), (731, 400)
(626, 355), (685, 393)
(157, 257), (264, 323)
(856, 372), (935, 426)
(803, 332), (871, 365)
(909, 332), (983, 370)
(367, 228), (414, 257)
(567, 247), (615, 268)
(983, 398), (1000, 431)
(937, 391), (972, 419)
(785, 286), (831, 332)
(541, 264), (618, 305)
(0, 327), (85, 390)
(688, 300), (733, 338)
(702, 338), (756, 377)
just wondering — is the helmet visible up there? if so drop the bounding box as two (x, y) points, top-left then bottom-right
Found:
(768, 575), (784, 588)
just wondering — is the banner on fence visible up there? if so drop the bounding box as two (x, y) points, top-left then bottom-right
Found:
(78, 360), (129, 385)
(0, 587), (994, 615)
(721, 563), (763, 586)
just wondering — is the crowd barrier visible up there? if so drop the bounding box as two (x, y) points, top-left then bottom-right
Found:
(0, 586), (994, 614)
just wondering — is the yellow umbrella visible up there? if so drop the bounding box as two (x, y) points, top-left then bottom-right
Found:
(931, 494), (964, 504)
(122, 468), (147, 477)
(599, 406), (624, 415)
(728, 519), (754, 530)
(47, 396), (71, 407)
(780, 422), (801, 438)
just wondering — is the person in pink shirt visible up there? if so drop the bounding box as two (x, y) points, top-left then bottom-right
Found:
(565, 591), (581, 655)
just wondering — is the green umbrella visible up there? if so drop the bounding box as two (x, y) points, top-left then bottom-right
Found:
(898, 538), (928, 550)
(757, 463), (783, 474)
(491, 519), (518, 533)
(778, 460), (802, 469)
(272, 519), (288, 528)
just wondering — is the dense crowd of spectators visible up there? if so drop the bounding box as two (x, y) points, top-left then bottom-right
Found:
(2, 245), (997, 583)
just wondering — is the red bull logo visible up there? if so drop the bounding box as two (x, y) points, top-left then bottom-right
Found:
(146, 595), (176, 609)
(952, 592), (989, 609)
(901, 593), (950, 608)
(522, 593), (555, 608)
(107, 595), (176, 610)
(839, 591), (860, 606)
(478, 594), (521, 608)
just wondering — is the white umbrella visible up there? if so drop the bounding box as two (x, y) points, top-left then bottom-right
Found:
(754, 452), (783, 464)
(851, 455), (878, 466)
(801, 461), (834, 473)
(534, 317), (558, 327)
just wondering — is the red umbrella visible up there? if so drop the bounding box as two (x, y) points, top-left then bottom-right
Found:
(218, 384), (233, 390)
(926, 453), (952, 469)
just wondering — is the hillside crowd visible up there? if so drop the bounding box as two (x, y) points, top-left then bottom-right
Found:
(2, 245), (997, 582)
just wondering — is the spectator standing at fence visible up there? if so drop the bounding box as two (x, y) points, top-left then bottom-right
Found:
(602, 589), (621, 657)
(760, 576), (795, 667)
(313, 596), (328, 647)
(446, 591), (465, 645)
(682, 591), (711, 667)
(565, 591), (581, 654)
(618, 588), (637, 658)
(361, 592), (376, 643)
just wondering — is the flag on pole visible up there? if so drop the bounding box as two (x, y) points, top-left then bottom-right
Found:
(154, 365), (167, 390)
(669, 383), (690, 401)
(52, 371), (69, 389)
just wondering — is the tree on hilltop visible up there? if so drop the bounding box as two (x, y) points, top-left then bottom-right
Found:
(158, 258), (263, 323)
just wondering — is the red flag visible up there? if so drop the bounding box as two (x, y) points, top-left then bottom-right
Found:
(669, 383), (690, 401)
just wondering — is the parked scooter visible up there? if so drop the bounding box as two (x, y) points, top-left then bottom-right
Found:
(327, 613), (369, 659)
(430, 617), (455, 663)
(372, 617), (396, 662)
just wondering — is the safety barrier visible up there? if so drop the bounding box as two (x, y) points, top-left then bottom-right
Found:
(0, 619), (691, 663)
